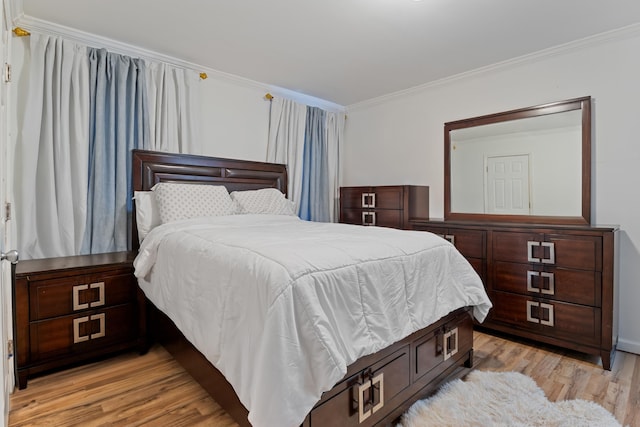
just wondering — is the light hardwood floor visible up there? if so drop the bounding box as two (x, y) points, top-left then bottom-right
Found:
(9, 331), (640, 426)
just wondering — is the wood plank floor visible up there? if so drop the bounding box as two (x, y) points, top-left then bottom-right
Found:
(9, 331), (640, 426)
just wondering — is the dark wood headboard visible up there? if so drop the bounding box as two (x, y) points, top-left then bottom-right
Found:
(131, 149), (288, 250)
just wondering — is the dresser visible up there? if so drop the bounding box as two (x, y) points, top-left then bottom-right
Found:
(12, 252), (146, 388)
(339, 185), (429, 229)
(410, 220), (618, 370)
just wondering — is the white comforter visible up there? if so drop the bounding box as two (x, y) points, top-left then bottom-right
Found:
(134, 215), (492, 427)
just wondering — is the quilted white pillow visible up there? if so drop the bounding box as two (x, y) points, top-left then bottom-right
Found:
(133, 191), (161, 242)
(153, 182), (236, 224)
(231, 188), (296, 216)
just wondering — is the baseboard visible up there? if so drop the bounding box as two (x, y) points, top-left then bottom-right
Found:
(616, 338), (640, 356)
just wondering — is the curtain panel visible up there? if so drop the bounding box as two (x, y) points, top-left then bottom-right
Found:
(17, 34), (90, 259)
(15, 34), (200, 259)
(266, 98), (307, 212)
(145, 62), (200, 154)
(267, 97), (345, 223)
(82, 48), (149, 254)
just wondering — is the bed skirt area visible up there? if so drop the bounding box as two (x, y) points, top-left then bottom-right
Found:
(147, 302), (475, 427)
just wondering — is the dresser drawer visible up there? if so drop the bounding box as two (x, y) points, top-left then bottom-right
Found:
(488, 291), (600, 346)
(411, 225), (484, 259)
(493, 262), (600, 306)
(29, 303), (138, 362)
(493, 232), (601, 271)
(340, 186), (403, 210)
(29, 272), (137, 320)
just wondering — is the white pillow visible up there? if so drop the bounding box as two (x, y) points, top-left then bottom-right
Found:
(153, 182), (236, 224)
(133, 191), (161, 242)
(231, 188), (296, 216)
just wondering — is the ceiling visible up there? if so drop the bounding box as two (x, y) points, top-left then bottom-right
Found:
(16, 0), (640, 106)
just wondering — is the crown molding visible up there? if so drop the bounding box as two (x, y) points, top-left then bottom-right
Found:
(347, 22), (640, 112)
(12, 13), (345, 113)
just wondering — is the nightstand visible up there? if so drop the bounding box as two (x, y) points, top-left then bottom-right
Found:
(12, 251), (146, 389)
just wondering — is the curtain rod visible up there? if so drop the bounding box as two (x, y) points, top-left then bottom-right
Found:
(12, 26), (208, 80)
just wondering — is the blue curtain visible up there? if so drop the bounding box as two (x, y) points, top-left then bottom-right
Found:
(299, 107), (329, 221)
(82, 48), (149, 253)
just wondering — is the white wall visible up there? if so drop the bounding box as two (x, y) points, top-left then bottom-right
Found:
(344, 28), (640, 354)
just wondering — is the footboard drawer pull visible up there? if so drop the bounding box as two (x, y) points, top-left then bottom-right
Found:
(358, 378), (372, 423)
(443, 327), (459, 361)
(371, 373), (384, 415)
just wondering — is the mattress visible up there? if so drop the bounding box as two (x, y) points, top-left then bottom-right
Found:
(134, 214), (492, 427)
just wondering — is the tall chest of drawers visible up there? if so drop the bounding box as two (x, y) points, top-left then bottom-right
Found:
(409, 220), (618, 369)
(12, 251), (147, 388)
(339, 185), (429, 229)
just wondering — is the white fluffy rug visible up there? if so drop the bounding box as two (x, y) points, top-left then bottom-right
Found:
(398, 370), (622, 427)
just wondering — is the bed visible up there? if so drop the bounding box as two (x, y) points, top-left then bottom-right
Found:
(130, 149), (492, 427)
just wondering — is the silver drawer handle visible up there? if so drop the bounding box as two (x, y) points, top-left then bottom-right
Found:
(527, 271), (555, 295)
(371, 373), (384, 415)
(89, 282), (105, 307)
(526, 301), (554, 327)
(527, 271), (539, 292)
(73, 282), (106, 310)
(526, 301), (540, 324)
(358, 379), (372, 423)
(358, 373), (384, 423)
(541, 242), (555, 264)
(90, 313), (106, 339)
(539, 303), (554, 326)
(527, 241), (555, 264)
(361, 192), (376, 208)
(73, 316), (90, 343)
(73, 313), (106, 343)
(362, 211), (376, 226)
(527, 241), (540, 263)
(72, 284), (89, 311)
(540, 272), (555, 295)
(443, 327), (459, 361)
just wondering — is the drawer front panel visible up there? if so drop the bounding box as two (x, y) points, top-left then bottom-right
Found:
(415, 312), (473, 380)
(493, 262), (599, 306)
(369, 187), (403, 210)
(411, 226), (484, 259)
(488, 292), (600, 346)
(340, 209), (402, 229)
(493, 232), (601, 270)
(447, 229), (485, 259)
(30, 273), (136, 320)
(340, 187), (403, 210)
(29, 304), (137, 361)
(340, 187), (372, 209)
(309, 346), (409, 426)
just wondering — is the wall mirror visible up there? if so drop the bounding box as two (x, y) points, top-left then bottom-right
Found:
(445, 96), (591, 225)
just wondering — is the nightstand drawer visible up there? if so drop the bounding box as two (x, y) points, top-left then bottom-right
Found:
(29, 272), (137, 320)
(29, 304), (137, 362)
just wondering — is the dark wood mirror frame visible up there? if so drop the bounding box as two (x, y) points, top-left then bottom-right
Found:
(444, 96), (591, 225)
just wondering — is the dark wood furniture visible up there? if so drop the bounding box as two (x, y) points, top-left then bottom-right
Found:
(340, 186), (429, 229)
(410, 220), (618, 369)
(12, 251), (146, 388)
(132, 149), (475, 426)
